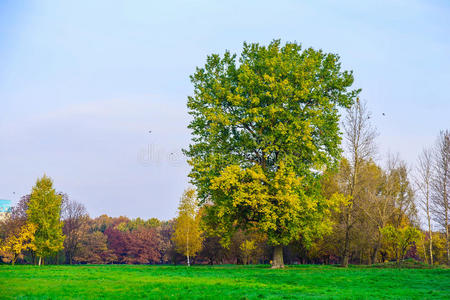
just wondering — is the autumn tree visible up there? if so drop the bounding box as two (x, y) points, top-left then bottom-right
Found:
(158, 220), (177, 263)
(62, 197), (88, 264)
(0, 195), (30, 255)
(185, 40), (358, 268)
(75, 231), (116, 264)
(340, 99), (377, 267)
(322, 158), (381, 265)
(172, 188), (203, 266)
(429, 231), (449, 264)
(240, 240), (256, 265)
(357, 155), (416, 263)
(0, 223), (37, 265)
(105, 227), (161, 264)
(380, 224), (422, 263)
(27, 175), (65, 265)
(431, 130), (450, 264)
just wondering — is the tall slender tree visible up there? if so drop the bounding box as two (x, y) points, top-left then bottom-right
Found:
(415, 148), (434, 264)
(27, 175), (65, 266)
(172, 188), (203, 266)
(340, 99), (377, 267)
(431, 130), (450, 264)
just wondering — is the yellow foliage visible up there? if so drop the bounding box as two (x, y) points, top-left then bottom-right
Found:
(240, 240), (256, 265)
(172, 188), (203, 265)
(210, 162), (342, 247)
(0, 223), (37, 265)
(380, 225), (422, 262)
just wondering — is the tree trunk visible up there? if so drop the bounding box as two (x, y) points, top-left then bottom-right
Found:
(38, 256), (42, 266)
(427, 213), (433, 265)
(186, 225), (190, 266)
(445, 192), (449, 265)
(341, 227), (350, 267)
(272, 245), (284, 269)
(372, 242), (380, 264)
(367, 249), (372, 265)
(422, 238), (428, 265)
(446, 223), (449, 265)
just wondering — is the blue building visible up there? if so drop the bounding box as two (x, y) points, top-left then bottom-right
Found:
(0, 199), (12, 213)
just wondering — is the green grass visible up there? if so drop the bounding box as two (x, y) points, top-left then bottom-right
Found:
(1, 264), (449, 299)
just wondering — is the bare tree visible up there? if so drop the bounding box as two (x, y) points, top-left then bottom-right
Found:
(9, 195), (30, 222)
(415, 148), (434, 264)
(61, 197), (88, 264)
(340, 98), (378, 267)
(431, 130), (450, 265)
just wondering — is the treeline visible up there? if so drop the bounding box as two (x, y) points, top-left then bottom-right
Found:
(315, 101), (449, 266)
(0, 104), (448, 267)
(0, 189), (267, 265)
(1, 138), (449, 267)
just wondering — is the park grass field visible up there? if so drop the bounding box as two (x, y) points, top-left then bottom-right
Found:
(0, 264), (449, 299)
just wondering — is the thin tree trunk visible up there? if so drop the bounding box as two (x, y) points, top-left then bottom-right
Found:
(341, 223), (350, 267)
(372, 237), (380, 264)
(445, 218), (450, 265)
(427, 194), (433, 265)
(367, 248), (372, 265)
(445, 190), (449, 265)
(422, 236), (428, 265)
(187, 225), (190, 266)
(38, 256), (42, 266)
(272, 245), (284, 269)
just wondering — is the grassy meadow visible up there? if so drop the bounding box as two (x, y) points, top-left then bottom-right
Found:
(1, 264), (449, 299)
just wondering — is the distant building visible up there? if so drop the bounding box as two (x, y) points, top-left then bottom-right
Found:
(0, 199), (12, 220)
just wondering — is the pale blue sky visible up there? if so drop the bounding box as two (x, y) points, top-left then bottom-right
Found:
(1, 0), (449, 219)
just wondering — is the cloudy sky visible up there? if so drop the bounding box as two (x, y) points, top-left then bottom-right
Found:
(1, 0), (449, 219)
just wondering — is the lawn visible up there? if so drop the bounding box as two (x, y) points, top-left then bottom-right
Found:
(0, 264), (449, 299)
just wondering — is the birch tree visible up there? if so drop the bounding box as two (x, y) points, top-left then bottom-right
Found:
(415, 148), (434, 264)
(431, 130), (450, 264)
(172, 188), (203, 266)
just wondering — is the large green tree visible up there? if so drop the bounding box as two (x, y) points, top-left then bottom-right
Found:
(185, 40), (359, 268)
(27, 175), (65, 265)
